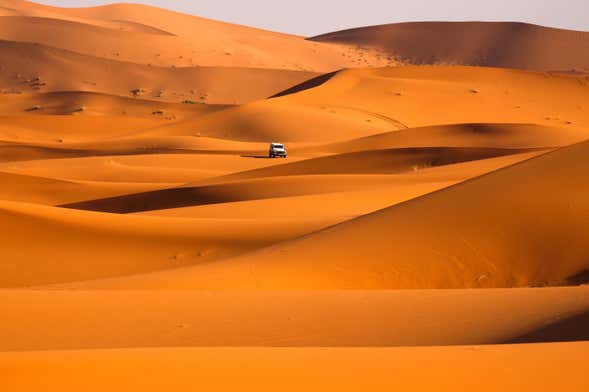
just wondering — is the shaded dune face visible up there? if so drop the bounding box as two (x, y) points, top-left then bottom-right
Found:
(59, 147), (542, 213)
(311, 21), (589, 72)
(2, 2), (589, 390)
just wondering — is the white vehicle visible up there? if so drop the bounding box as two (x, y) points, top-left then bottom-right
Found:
(269, 142), (287, 158)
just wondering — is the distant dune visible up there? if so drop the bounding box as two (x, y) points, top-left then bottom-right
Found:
(0, 0), (394, 71)
(163, 66), (589, 143)
(0, 40), (320, 104)
(311, 22), (589, 71)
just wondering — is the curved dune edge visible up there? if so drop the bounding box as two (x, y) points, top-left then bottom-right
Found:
(310, 21), (589, 71)
(262, 65), (589, 131)
(0, 40), (321, 105)
(0, 150), (545, 288)
(138, 152), (543, 220)
(0, 152), (308, 184)
(1, 343), (588, 391)
(59, 147), (544, 213)
(0, 2), (395, 71)
(0, 170), (172, 205)
(65, 140), (589, 290)
(0, 200), (340, 287)
(0, 113), (187, 148)
(1, 287), (589, 351)
(311, 123), (589, 154)
(0, 89), (225, 119)
(269, 71), (339, 98)
(214, 146), (544, 181)
(159, 65), (589, 144)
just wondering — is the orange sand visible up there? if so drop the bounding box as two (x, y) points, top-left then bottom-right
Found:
(1, 1), (588, 390)
(1, 344), (588, 391)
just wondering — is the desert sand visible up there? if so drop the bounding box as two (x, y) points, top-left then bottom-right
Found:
(0, 1), (588, 391)
(311, 21), (589, 71)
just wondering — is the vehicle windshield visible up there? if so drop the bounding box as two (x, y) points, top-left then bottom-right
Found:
(272, 144), (284, 149)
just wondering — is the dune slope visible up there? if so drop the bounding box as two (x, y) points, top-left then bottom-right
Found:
(1, 287), (589, 351)
(1, 343), (588, 392)
(0, 40), (320, 104)
(267, 65), (589, 130)
(162, 66), (589, 144)
(311, 21), (589, 71)
(80, 141), (589, 290)
(0, 200), (335, 287)
(0, 1), (393, 71)
(316, 123), (589, 153)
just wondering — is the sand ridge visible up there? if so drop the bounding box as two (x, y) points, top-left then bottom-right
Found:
(66, 140), (589, 290)
(311, 21), (589, 71)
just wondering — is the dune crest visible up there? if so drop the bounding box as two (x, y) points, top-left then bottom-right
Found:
(311, 21), (589, 71)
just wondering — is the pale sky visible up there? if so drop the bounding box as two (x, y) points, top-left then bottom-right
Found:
(37, 0), (589, 36)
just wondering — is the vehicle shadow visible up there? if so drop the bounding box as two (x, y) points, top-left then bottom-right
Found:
(241, 155), (271, 159)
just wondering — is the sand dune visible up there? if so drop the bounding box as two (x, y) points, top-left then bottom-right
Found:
(0, 151), (312, 182)
(268, 66), (589, 129)
(0, 170), (169, 204)
(0, 287), (588, 351)
(147, 100), (397, 143)
(215, 146), (542, 180)
(150, 65), (589, 144)
(59, 174), (429, 213)
(0, 91), (221, 122)
(0, 15), (188, 66)
(316, 123), (589, 153)
(0, 40), (320, 104)
(311, 21), (589, 71)
(140, 152), (543, 220)
(138, 186), (454, 221)
(59, 149), (543, 213)
(0, 112), (169, 142)
(80, 141), (589, 290)
(1, 1), (589, 389)
(0, 200), (335, 287)
(0, 1), (393, 71)
(1, 343), (588, 391)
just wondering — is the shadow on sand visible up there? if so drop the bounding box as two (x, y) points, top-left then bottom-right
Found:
(241, 155), (272, 159)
